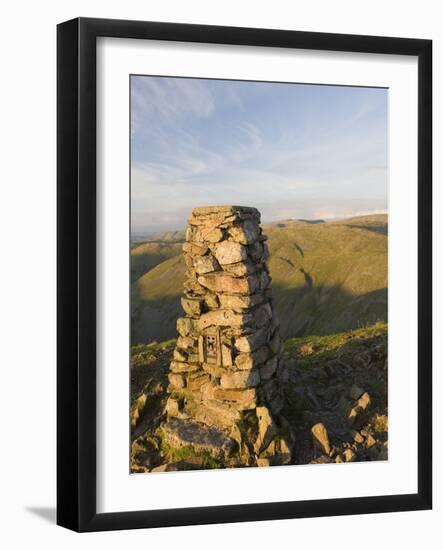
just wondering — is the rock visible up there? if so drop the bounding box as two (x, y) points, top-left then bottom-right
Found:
(347, 392), (371, 425)
(173, 348), (187, 362)
(235, 346), (269, 370)
(254, 406), (277, 454)
(176, 335), (196, 349)
(176, 317), (198, 337)
(248, 241), (264, 262)
(235, 327), (269, 352)
(220, 369), (260, 389)
(221, 344), (233, 366)
(213, 240), (247, 265)
(165, 397), (180, 417)
(193, 255), (220, 274)
(212, 388), (257, 409)
(198, 273), (259, 295)
(205, 228), (224, 243)
(218, 293), (264, 309)
(259, 356), (278, 380)
(186, 398), (241, 429)
(150, 464), (168, 473)
(168, 373), (185, 389)
(130, 393), (147, 427)
(349, 384), (364, 400)
(182, 242), (208, 255)
(228, 220), (260, 244)
(364, 433), (377, 448)
(161, 418), (236, 459)
(311, 422), (331, 455)
(187, 373), (210, 390)
(351, 430), (365, 444)
(169, 361), (200, 373)
(204, 293), (219, 309)
(343, 448), (355, 462)
(252, 303), (273, 327)
(221, 261), (255, 277)
(198, 310), (250, 330)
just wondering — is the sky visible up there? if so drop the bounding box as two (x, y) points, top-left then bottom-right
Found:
(131, 75), (387, 234)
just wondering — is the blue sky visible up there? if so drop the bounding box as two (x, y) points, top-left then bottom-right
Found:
(131, 76), (387, 234)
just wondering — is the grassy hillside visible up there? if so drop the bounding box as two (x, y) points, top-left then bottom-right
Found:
(131, 215), (387, 345)
(131, 241), (183, 282)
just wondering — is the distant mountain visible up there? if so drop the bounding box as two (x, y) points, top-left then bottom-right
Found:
(131, 215), (387, 345)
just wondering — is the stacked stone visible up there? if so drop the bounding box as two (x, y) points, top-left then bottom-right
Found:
(163, 206), (291, 466)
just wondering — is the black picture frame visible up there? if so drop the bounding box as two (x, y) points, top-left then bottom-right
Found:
(57, 17), (432, 532)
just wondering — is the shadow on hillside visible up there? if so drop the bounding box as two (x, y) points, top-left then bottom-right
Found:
(347, 224), (388, 236)
(272, 283), (387, 339)
(131, 281), (387, 346)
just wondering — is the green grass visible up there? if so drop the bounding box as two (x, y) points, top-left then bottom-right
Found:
(284, 321), (388, 355)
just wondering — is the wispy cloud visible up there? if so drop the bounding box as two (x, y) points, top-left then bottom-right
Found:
(131, 77), (387, 233)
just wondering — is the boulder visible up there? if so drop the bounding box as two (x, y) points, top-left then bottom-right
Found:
(311, 422), (331, 455)
(161, 418), (236, 459)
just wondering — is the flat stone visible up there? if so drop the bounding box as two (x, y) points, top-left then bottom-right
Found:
(193, 255), (220, 274)
(235, 346), (269, 370)
(212, 388), (257, 410)
(182, 242), (208, 255)
(252, 303), (273, 327)
(205, 228), (224, 243)
(161, 418), (236, 459)
(176, 317), (198, 337)
(181, 297), (203, 316)
(170, 361), (200, 373)
(204, 293), (219, 309)
(228, 220), (260, 245)
(186, 399), (241, 429)
(198, 273), (259, 295)
(221, 344), (233, 366)
(311, 422), (331, 455)
(220, 369), (260, 389)
(218, 293), (264, 310)
(221, 261), (255, 277)
(176, 335), (196, 350)
(187, 373), (210, 390)
(259, 356), (278, 380)
(213, 240), (247, 265)
(198, 309), (251, 330)
(235, 327), (269, 352)
(248, 241), (264, 262)
(173, 348), (187, 362)
(168, 373), (185, 389)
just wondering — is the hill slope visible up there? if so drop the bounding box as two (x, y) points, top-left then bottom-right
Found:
(131, 215), (387, 345)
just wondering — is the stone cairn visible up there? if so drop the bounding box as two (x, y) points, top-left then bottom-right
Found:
(161, 206), (293, 467)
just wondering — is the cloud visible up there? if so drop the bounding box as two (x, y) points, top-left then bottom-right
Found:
(130, 77), (388, 233)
